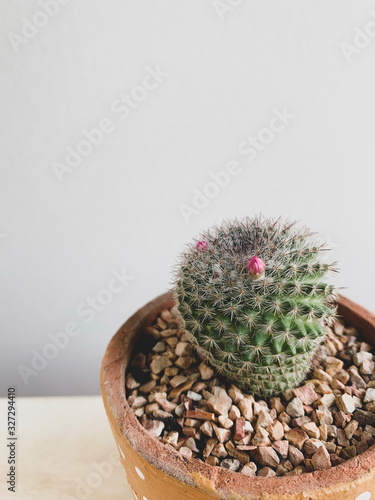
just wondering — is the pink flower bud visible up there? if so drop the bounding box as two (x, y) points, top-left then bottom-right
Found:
(246, 256), (266, 277)
(196, 240), (209, 251)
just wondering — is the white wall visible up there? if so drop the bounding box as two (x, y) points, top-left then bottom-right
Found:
(1, 0), (375, 396)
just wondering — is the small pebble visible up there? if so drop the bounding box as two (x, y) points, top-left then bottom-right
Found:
(293, 385), (320, 405)
(336, 394), (356, 413)
(199, 363), (215, 380)
(221, 458), (241, 471)
(353, 352), (373, 366)
(258, 467), (276, 477)
(251, 447), (280, 468)
(241, 462), (257, 476)
(301, 422), (320, 439)
(364, 388), (375, 403)
(311, 445), (331, 471)
(286, 398), (305, 418)
(288, 445), (304, 466)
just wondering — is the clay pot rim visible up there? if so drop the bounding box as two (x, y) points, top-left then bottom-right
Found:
(101, 291), (375, 498)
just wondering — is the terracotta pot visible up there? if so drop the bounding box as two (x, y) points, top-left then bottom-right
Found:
(100, 292), (375, 500)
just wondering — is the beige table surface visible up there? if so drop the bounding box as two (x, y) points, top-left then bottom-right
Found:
(0, 396), (134, 500)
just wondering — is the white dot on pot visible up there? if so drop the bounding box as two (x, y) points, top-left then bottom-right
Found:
(355, 493), (372, 500)
(143, 497), (149, 500)
(135, 466), (145, 480)
(117, 444), (125, 460)
(132, 490), (139, 500)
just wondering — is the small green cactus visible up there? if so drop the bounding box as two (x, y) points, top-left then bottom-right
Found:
(174, 216), (337, 397)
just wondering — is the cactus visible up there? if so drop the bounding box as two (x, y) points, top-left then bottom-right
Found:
(174, 216), (337, 397)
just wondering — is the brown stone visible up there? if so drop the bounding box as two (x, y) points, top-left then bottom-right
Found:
(251, 446), (280, 468)
(205, 455), (219, 466)
(252, 427), (271, 446)
(258, 467), (276, 477)
(291, 416), (310, 428)
(228, 386), (245, 405)
(212, 423), (231, 443)
(360, 360), (375, 375)
(319, 424), (328, 441)
(229, 405), (241, 420)
(268, 420), (284, 441)
(348, 366), (367, 390)
(326, 424), (338, 437)
(238, 397), (253, 421)
(341, 445), (357, 459)
(332, 410), (348, 428)
(272, 440), (289, 458)
(220, 458), (241, 472)
(353, 410), (375, 426)
(241, 462), (257, 476)
(313, 369), (332, 383)
(198, 363), (215, 380)
(316, 405), (333, 425)
(337, 429), (350, 447)
(211, 442), (228, 458)
(169, 380), (194, 400)
(288, 444), (304, 466)
(304, 438), (323, 455)
(336, 393), (356, 413)
(139, 379), (157, 393)
(175, 356), (193, 370)
(150, 356), (172, 374)
(207, 396), (232, 417)
(199, 420), (213, 437)
(129, 395), (147, 408)
(293, 385), (320, 405)
(317, 393), (336, 407)
(255, 410), (273, 430)
(286, 398), (305, 418)
(155, 398), (176, 413)
(331, 453), (345, 466)
(301, 421), (320, 439)
(330, 378), (346, 391)
(278, 412), (292, 425)
(185, 409), (215, 421)
(311, 445), (331, 471)
(357, 440), (369, 454)
(182, 426), (200, 439)
(203, 438), (218, 458)
(225, 440), (250, 464)
(163, 431), (179, 448)
(179, 446), (193, 458)
(284, 428), (309, 450)
(217, 415), (233, 429)
(233, 418), (246, 442)
(184, 437), (199, 452)
(269, 397), (286, 413)
(170, 375), (188, 388)
(142, 418), (165, 437)
(325, 356), (344, 376)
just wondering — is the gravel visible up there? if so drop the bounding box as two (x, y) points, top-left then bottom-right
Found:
(125, 308), (375, 477)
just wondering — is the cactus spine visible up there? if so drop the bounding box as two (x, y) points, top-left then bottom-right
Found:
(174, 217), (337, 397)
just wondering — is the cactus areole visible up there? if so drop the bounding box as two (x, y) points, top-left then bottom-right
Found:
(174, 217), (337, 397)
